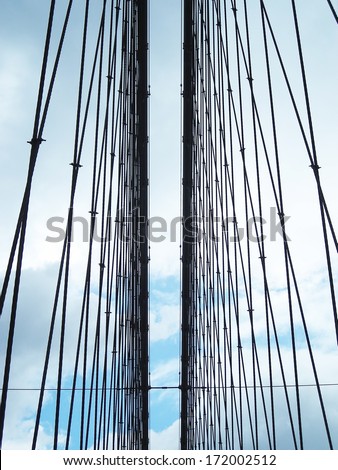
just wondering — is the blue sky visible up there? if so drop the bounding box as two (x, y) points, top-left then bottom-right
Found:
(0, 0), (338, 450)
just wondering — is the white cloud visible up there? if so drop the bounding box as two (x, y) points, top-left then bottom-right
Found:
(151, 359), (179, 388)
(150, 419), (180, 450)
(0, 263), (108, 449)
(3, 419), (55, 451)
(150, 304), (180, 342)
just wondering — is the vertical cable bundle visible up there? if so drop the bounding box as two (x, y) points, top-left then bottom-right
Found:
(180, 0), (337, 450)
(0, 0), (149, 450)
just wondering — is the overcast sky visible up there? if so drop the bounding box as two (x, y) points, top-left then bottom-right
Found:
(0, 0), (338, 450)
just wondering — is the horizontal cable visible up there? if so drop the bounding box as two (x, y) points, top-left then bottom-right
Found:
(4, 383), (338, 391)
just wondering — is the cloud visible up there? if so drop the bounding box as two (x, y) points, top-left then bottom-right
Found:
(150, 419), (180, 450)
(150, 285), (180, 343)
(2, 418), (56, 451)
(150, 304), (180, 342)
(151, 359), (179, 388)
(0, 263), (106, 449)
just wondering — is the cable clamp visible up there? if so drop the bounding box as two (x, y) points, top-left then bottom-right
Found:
(310, 163), (321, 171)
(27, 137), (46, 145)
(70, 162), (83, 168)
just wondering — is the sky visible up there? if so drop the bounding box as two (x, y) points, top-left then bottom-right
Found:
(0, 0), (338, 450)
